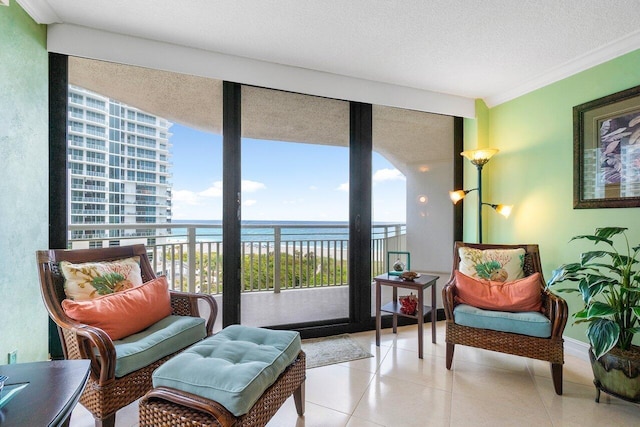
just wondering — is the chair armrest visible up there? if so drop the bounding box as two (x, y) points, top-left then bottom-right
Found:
(54, 318), (117, 386)
(542, 289), (568, 339)
(441, 277), (457, 321)
(169, 291), (218, 336)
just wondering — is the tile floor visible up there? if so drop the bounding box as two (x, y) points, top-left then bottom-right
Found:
(70, 321), (640, 426)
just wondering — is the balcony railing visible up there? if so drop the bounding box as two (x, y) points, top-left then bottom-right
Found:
(68, 222), (406, 295)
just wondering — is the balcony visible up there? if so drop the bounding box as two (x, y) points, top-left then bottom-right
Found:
(69, 222), (407, 327)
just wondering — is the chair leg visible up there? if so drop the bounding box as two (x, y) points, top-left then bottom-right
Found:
(446, 343), (455, 370)
(551, 363), (563, 395)
(293, 380), (305, 416)
(95, 413), (116, 427)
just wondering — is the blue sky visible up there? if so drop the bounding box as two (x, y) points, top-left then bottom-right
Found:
(170, 124), (406, 223)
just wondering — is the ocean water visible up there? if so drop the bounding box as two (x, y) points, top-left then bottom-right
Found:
(167, 220), (404, 243)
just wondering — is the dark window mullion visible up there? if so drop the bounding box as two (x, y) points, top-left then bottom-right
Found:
(349, 102), (373, 325)
(222, 81), (242, 327)
(48, 52), (69, 359)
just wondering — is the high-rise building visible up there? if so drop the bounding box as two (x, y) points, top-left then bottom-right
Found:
(67, 85), (172, 247)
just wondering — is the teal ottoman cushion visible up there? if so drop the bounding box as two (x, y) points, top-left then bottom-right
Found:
(114, 315), (206, 377)
(152, 325), (301, 417)
(454, 304), (551, 338)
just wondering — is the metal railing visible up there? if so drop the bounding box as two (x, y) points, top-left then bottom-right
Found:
(68, 222), (406, 294)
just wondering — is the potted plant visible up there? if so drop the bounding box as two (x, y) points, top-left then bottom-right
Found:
(547, 226), (640, 403)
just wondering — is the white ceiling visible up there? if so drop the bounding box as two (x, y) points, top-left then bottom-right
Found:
(19, 0), (640, 106)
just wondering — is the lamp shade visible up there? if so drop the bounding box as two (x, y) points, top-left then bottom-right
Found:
(449, 190), (467, 204)
(495, 204), (513, 218)
(460, 148), (499, 166)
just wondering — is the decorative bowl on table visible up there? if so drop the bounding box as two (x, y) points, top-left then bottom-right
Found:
(399, 271), (419, 281)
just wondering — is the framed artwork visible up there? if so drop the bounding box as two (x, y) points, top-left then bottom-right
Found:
(574, 84), (640, 208)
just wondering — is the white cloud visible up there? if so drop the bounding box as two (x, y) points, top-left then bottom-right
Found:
(175, 179), (266, 205)
(373, 168), (405, 183)
(172, 189), (201, 205)
(242, 180), (267, 193)
(309, 185), (318, 191)
(243, 199), (257, 206)
(283, 198), (305, 205)
(198, 181), (223, 198)
(334, 170), (403, 192)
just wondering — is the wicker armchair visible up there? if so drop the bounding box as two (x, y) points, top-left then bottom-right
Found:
(442, 242), (568, 395)
(37, 245), (218, 427)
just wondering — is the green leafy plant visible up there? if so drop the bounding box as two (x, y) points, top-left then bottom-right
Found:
(92, 272), (126, 295)
(547, 227), (640, 360)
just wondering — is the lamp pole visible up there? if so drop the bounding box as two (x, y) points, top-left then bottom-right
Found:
(476, 162), (484, 243)
(468, 156), (491, 243)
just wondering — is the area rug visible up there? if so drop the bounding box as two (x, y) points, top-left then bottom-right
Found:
(301, 334), (373, 369)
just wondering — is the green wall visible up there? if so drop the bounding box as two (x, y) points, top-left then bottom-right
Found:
(0, 2), (49, 363)
(467, 49), (640, 343)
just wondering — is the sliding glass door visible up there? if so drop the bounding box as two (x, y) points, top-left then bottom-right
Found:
(65, 56), (224, 331)
(51, 55), (458, 343)
(239, 86), (351, 327)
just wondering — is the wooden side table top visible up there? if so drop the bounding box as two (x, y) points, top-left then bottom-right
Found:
(373, 273), (439, 288)
(0, 359), (90, 426)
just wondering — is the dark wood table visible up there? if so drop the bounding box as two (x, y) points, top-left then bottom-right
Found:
(375, 273), (439, 358)
(0, 359), (90, 427)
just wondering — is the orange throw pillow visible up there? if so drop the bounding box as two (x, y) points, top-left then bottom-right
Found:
(62, 276), (172, 340)
(454, 270), (542, 312)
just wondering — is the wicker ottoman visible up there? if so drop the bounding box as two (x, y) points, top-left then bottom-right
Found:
(139, 325), (305, 427)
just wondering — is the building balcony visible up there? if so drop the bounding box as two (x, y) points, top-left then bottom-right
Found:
(68, 222), (407, 311)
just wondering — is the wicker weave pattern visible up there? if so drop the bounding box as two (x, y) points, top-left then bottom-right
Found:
(446, 323), (564, 363)
(171, 295), (194, 316)
(62, 328), (82, 359)
(139, 351), (306, 427)
(80, 351), (180, 419)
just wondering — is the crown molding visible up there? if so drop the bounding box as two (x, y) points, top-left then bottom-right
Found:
(17, 0), (61, 24)
(485, 30), (640, 108)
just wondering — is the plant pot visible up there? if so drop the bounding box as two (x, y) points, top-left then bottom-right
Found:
(589, 345), (640, 403)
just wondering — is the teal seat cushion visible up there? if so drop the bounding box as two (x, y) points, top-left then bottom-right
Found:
(113, 315), (206, 378)
(152, 324), (301, 417)
(454, 304), (551, 338)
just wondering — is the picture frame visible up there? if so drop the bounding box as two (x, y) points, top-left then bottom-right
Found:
(574, 84), (640, 209)
(387, 251), (410, 276)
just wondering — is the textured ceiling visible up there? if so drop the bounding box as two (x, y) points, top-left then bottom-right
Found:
(69, 57), (224, 133)
(69, 58), (453, 165)
(21, 0), (640, 105)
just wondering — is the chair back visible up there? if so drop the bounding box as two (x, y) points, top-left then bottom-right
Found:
(449, 241), (544, 281)
(36, 244), (157, 333)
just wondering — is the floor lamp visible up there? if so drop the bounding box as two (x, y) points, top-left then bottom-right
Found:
(449, 148), (512, 243)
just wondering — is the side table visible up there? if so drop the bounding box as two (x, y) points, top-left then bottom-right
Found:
(0, 359), (90, 426)
(374, 273), (439, 359)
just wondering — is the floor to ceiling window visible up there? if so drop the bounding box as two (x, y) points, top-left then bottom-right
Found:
(239, 86), (351, 327)
(51, 55), (458, 345)
(372, 105), (456, 316)
(65, 57), (224, 330)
